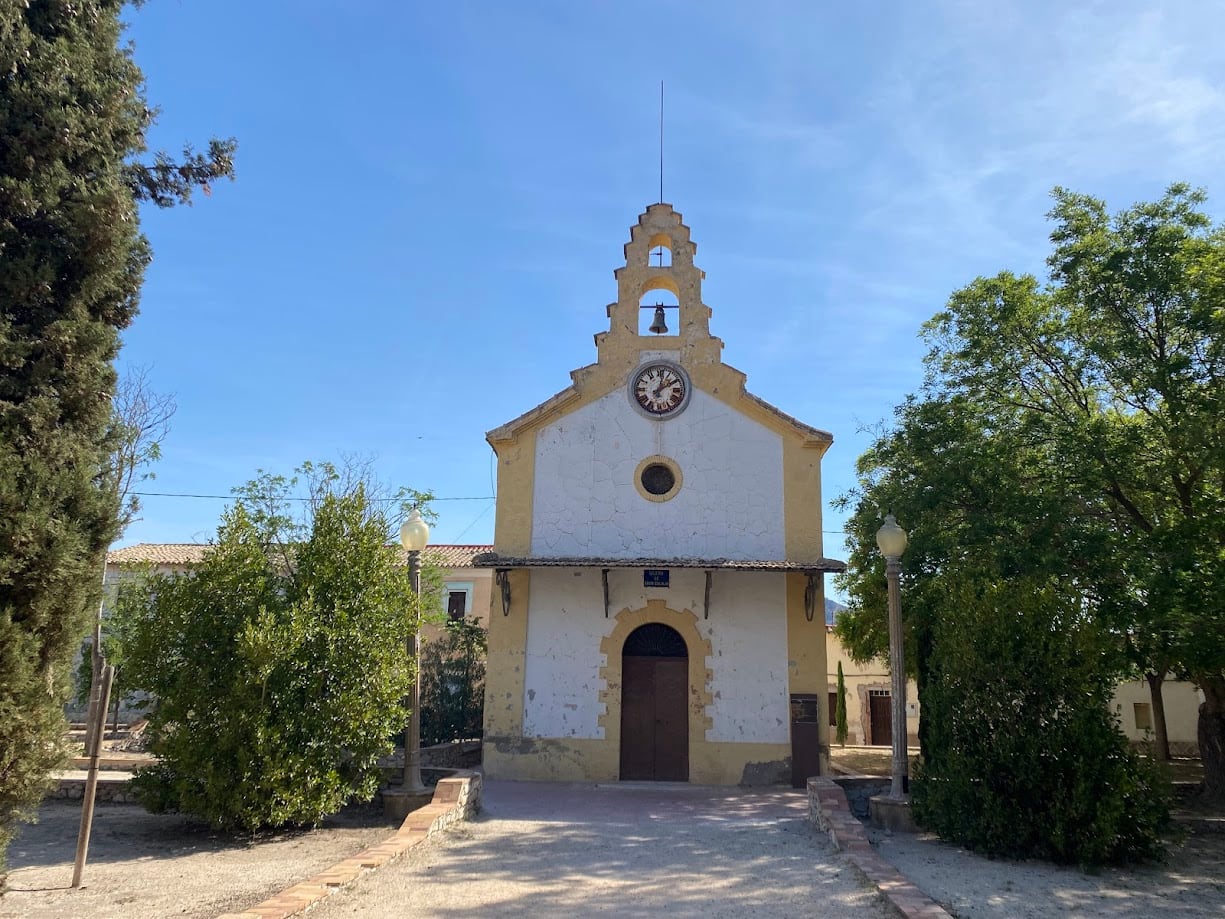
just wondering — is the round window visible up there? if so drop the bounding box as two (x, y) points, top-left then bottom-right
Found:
(640, 463), (676, 496)
(634, 456), (682, 502)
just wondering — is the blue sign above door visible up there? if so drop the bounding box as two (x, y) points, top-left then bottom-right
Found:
(644, 569), (670, 588)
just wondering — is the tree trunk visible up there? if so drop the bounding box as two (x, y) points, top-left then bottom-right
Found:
(1198, 675), (1225, 801)
(1145, 671), (1171, 761)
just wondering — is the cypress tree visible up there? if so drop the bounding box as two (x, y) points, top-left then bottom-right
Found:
(835, 660), (849, 747)
(0, 1), (233, 879)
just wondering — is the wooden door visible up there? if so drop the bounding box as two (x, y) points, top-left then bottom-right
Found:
(652, 658), (688, 780)
(620, 656), (689, 781)
(869, 692), (892, 747)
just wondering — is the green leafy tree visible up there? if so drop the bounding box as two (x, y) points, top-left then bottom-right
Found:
(0, 1), (233, 880)
(836, 184), (1223, 859)
(913, 575), (1168, 866)
(117, 464), (433, 831)
(924, 185), (1225, 790)
(75, 568), (149, 735)
(420, 618), (487, 747)
(835, 661), (849, 747)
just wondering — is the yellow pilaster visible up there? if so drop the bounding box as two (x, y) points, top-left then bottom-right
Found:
(482, 569), (531, 777)
(786, 570), (830, 774)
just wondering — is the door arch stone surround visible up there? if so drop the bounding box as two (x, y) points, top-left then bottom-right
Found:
(597, 598), (714, 763)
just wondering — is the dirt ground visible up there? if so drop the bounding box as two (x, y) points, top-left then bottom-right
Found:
(834, 746), (1225, 916)
(873, 826), (1225, 917)
(4, 780), (1222, 919)
(0, 799), (401, 919)
(830, 745), (919, 776)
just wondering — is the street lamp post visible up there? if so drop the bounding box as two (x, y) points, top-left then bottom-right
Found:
(875, 513), (908, 800)
(400, 507), (430, 795)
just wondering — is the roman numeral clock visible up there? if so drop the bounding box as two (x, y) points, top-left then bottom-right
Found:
(629, 360), (691, 418)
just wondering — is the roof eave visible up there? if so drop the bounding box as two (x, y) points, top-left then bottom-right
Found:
(472, 552), (846, 573)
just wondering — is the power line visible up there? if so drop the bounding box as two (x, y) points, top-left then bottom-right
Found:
(452, 501), (495, 542)
(132, 491), (495, 502)
(131, 491), (849, 535)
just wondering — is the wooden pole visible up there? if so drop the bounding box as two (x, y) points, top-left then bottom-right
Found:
(72, 662), (114, 888)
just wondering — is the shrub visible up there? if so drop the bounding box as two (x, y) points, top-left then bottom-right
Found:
(420, 618), (486, 747)
(912, 576), (1169, 866)
(118, 471), (423, 831)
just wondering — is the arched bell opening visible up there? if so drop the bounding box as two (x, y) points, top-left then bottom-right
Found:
(646, 232), (673, 267)
(619, 622), (689, 781)
(638, 287), (678, 336)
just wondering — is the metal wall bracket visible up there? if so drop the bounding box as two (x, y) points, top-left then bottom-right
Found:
(704, 570), (713, 619)
(602, 569), (610, 618)
(496, 569), (512, 616)
(804, 571), (819, 622)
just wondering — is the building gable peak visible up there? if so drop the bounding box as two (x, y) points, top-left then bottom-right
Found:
(598, 203), (722, 367)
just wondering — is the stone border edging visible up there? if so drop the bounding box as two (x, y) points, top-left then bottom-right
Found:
(216, 771), (483, 919)
(808, 777), (952, 919)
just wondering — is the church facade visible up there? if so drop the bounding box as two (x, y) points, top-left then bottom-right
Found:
(477, 204), (843, 785)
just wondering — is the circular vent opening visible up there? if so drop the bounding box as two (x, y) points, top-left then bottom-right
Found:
(641, 463), (676, 496)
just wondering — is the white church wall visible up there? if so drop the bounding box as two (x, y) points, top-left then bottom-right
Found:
(530, 388), (785, 560)
(521, 568), (790, 746)
(521, 569), (607, 739)
(704, 572), (790, 744)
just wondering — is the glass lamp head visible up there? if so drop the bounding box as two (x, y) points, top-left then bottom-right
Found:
(400, 508), (430, 552)
(875, 513), (908, 559)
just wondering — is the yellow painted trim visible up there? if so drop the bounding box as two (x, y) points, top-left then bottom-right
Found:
(483, 594), (801, 786)
(786, 571), (830, 774)
(496, 359), (829, 458)
(646, 232), (673, 252)
(640, 275), (681, 297)
(486, 205), (831, 458)
(490, 361), (833, 565)
(691, 741), (792, 785)
(782, 436), (824, 559)
(632, 455), (683, 503)
(597, 600), (715, 773)
(491, 432), (536, 556)
(482, 569), (531, 741)
(483, 737), (792, 785)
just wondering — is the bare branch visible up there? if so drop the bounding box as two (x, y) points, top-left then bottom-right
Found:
(103, 366), (177, 535)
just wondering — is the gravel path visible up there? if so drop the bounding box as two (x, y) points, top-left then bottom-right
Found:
(309, 781), (893, 918)
(872, 826), (1225, 918)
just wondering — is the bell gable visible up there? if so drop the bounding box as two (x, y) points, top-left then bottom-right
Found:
(487, 204), (832, 564)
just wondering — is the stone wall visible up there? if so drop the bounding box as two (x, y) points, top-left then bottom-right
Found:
(422, 740), (481, 770)
(830, 776), (890, 819)
(47, 777), (136, 804)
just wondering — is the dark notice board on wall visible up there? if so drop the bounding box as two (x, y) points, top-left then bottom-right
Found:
(644, 569), (670, 588)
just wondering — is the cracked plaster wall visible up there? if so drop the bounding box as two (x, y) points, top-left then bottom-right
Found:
(521, 568), (790, 744)
(530, 386), (785, 559)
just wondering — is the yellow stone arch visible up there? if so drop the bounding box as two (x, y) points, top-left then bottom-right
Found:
(596, 598), (714, 763)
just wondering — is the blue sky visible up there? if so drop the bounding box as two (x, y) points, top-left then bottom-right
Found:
(118, 0), (1225, 583)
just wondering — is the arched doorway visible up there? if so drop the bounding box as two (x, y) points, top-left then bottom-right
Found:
(619, 623), (689, 781)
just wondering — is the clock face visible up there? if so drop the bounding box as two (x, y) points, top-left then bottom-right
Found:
(631, 362), (689, 416)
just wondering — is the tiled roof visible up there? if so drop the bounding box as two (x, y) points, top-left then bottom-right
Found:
(107, 542), (493, 569)
(472, 552), (846, 573)
(107, 543), (208, 565)
(425, 544), (494, 568)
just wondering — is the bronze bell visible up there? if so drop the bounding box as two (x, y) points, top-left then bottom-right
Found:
(648, 305), (669, 334)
